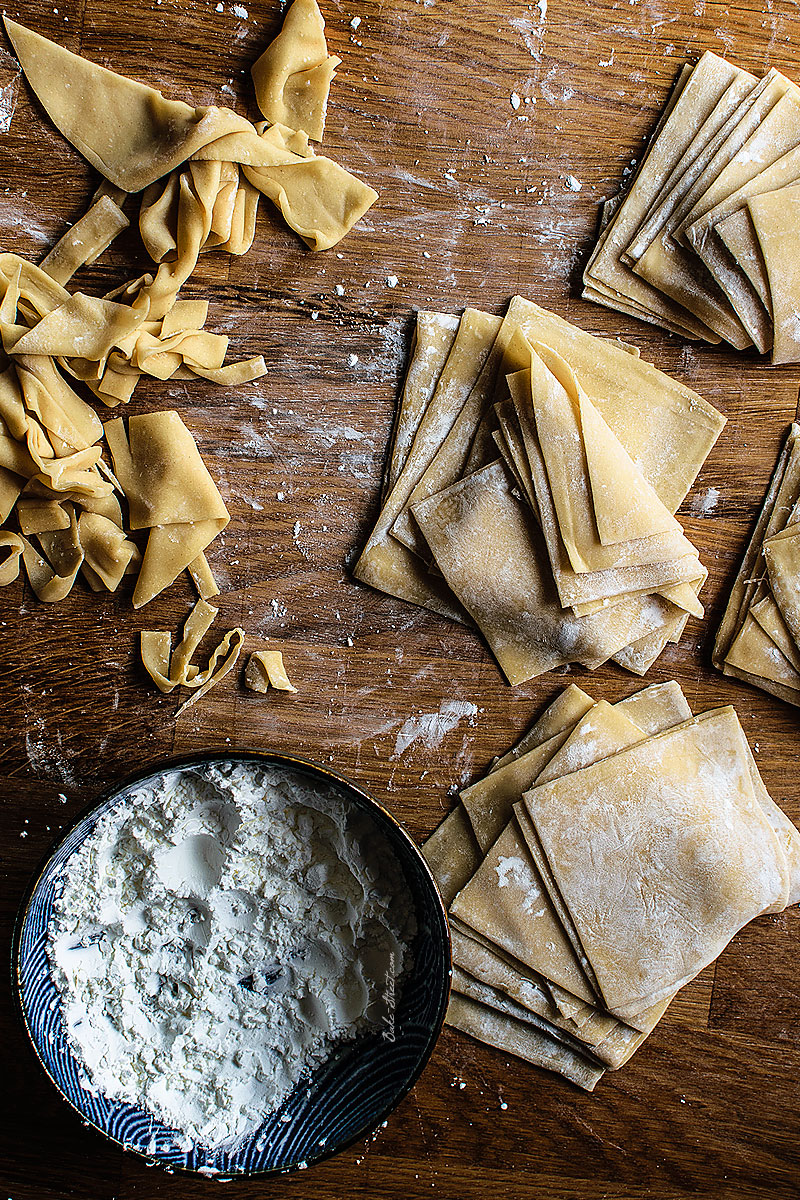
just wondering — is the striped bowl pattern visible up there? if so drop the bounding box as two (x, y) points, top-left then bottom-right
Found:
(14, 752), (452, 1177)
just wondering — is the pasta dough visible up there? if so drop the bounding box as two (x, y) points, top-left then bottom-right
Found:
(714, 424), (800, 706)
(4, 17), (376, 252)
(244, 650), (298, 694)
(358, 299), (722, 687)
(140, 597), (245, 714)
(585, 48), (800, 360)
(425, 682), (797, 1088)
(251, 0), (341, 142)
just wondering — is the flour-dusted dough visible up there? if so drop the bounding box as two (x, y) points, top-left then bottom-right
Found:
(251, 0), (341, 142)
(141, 597), (245, 711)
(584, 52), (750, 339)
(354, 308), (501, 623)
(389, 308), (503, 555)
(491, 683), (595, 772)
(424, 685), (594, 903)
(412, 461), (680, 686)
(105, 411), (228, 531)
(244, 649), (298, 693)
(764, 521), (800, 644)
(522, 707), (787, 1016)
(445, 992), (605, 1091)
(714, 424), (800, 706)
(384, 311), (460, 496)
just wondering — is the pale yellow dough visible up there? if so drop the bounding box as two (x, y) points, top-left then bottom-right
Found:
(141, 597), (245, 713)
(244, 649), (298, 694)
(251, 0), (341, 142)
(522, 707), (787, 1017)
(4, 17), (376, 252)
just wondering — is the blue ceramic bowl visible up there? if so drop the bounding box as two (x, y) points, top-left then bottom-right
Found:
(13, 752), (451, 1177)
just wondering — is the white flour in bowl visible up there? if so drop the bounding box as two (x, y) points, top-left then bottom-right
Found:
(48, 760), (416, 1149)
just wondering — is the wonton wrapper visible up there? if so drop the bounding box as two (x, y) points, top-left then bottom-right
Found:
(411, 460), (678, 686)
(521, 707), (787, 1016)
(446, 992), (604, 1091)
(748, 185), (800, 364)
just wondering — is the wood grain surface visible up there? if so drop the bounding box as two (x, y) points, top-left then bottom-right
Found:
(2, 0), (800, 1197)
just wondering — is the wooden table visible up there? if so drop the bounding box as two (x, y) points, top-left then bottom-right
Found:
(2, 0), (800, 1196)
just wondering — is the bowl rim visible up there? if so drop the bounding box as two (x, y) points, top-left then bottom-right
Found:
(11, 748), (453, 1178)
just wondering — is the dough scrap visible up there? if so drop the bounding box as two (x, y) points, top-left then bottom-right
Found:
(445, 992), (605, 1092)
(251, 0), (341, 142)
(244, 649), (298, 693)
(140, 597), (245, 712)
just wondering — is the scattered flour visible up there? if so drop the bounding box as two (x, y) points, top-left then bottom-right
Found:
(689, 486), (720, 516)
(0, 65), (20, 133)
(49, 761), (415, 1149)
(394, 700), (478, 756)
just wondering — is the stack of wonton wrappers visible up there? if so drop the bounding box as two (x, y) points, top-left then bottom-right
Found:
(584, 49), (800, 363)
(355, 297), (726, 685)
(715, 423), (800, 704)
(423, 680), (800, 1090)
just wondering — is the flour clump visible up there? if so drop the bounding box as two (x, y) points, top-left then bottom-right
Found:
(48, 761), (415, 1149)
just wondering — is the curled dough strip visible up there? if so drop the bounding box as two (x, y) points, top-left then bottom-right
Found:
(140, 597), (245, 712)
(251, 0), (340, 142)
(0, 530), (24, 585)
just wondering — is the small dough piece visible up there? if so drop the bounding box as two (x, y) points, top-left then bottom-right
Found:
(188, 552), (220, 601)
(16, 498), (71, 535)
(39, 195), (129, 285)
(244, 649), (297, 693)
(20, 509), (83, 601)
(140, 598), (245, 711)
(77, 511), (137, 592)
(140, 630), (175, 693)
(175, 627), (244, 716)
(251, 0), (341, 142)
